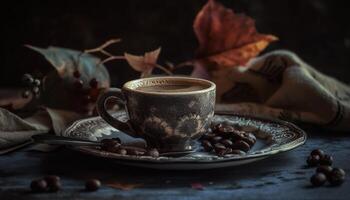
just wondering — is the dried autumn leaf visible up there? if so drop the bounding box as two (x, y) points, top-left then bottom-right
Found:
(124, 48), (161, 77)
(193, 0), (278, 68)
(106, 181), (143, 191)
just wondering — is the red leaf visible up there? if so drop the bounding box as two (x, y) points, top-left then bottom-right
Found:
(191, 182), (205, 190)
(124, 48), (161, 77)
(193, 0), (278, 68)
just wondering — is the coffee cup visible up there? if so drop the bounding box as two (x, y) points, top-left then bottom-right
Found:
(97, 76), (216, 152)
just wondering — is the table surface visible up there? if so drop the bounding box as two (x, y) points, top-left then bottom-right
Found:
(0, 126), (349, 200)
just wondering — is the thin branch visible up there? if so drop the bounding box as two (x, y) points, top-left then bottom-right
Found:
(84, 39), (121, 54)
(155, 64), (173, 75)
(99, 56), (125, 65)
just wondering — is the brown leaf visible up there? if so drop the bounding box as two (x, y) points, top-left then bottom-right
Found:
(124, 48), (161, 77)
(193, 0), (278, 68)
(106, 181), (143, 191)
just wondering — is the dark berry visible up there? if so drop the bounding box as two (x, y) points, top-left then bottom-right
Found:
(22, 90), (31, 98)
(319, 154), (333, 166)
(22, 74), (34, 85)
(33, 79), (41, 86)
(147, 148), (159, 158)
(311, 149), (325, 158)
(307, 155), (320, 167)
(73, 70), (81, 78)
(316, 166), (333, 177)
(32, 86), (40, 95)
(73, 80), (84, 90)
(30, 179), (48, 192)
(85, 179), (101, 191)
(310, 173), (327, 187)
(89, 78), (98, 88)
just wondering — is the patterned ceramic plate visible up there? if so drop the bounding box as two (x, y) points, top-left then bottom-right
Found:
(63, 111), (307, 170)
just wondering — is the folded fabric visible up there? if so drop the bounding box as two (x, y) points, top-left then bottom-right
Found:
(214, 50), (350, 131)
(0, 107), (83, 154)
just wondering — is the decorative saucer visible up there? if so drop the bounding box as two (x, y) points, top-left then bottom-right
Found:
(63, 111), (306, 170)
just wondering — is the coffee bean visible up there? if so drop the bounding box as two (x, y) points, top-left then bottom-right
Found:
(310, 173), (327, 187)
(48, 180), (61, 192)
(230, 150), (246, 156)
(214, 143), (226, 152)
(328, 168), (346, 186)
(319, 154), (333, 166)
(116, 148), (127, 155)
(211, 136), (223, 143)
(307, 155), (320, 167)
(85, 179), (101, 191)
(201, 133), (216, 140)
(311, 149), (325, 158)
(221, 139), (233, 147)
(231, 140), (250, 152)
(44, 175), (60, 185)
(316, 166), (333, 177)
(242, 133), (256, 146)
(217, 149), (227, 157)
(230, 130), (246, 141)
(332, 168), (346, 177)
(147, 149), (160, 158)
(202, 140), (214, 151)
(101, 139), (121, 151)
(30, 179), (48, 192)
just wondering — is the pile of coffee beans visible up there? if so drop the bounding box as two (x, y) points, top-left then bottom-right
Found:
(30, 176), (102, 192)
(30, 175), (61, 192)
(307, 149), (346, 187)
(100, 138), (159, 158)
(200, 123), (257, 157)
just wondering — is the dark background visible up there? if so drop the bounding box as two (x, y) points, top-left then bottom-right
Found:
(1, 0), (349, 87)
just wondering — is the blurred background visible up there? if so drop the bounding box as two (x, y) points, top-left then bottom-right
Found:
(1, 0), (349, 88)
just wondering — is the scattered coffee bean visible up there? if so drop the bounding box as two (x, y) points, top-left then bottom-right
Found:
(202, 140), (213, 151)
(319, 154), (333, 166)
(232, 140), (250, 152)
(311, 149), (325, 158)
(316, 166), (333, 177)
(328, 168), (346, 186)
(307, 155), (320, 167)
(221, 139), (233, 147)
(85, 179), (101, 191)
(116, 148), (127, 155)
(310, 173), (327, 187)
(30, 179), (48, 192)
(147, 149), (160, 158)
(48, 180), (61, 192)
(44, 175), (60, 186)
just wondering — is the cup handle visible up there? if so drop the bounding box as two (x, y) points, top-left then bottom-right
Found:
(97, 88), (138, 138)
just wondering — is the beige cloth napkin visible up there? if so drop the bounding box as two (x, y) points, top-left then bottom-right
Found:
(214, 50), (350, 131)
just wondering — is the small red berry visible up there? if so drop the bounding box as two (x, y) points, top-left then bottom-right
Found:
(89, 78), (98, 88)
(73, 80), (84, 90)
(73, 70), (81, 78)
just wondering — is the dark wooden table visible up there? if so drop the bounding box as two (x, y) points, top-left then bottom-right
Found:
(0, 127), (349, 200)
